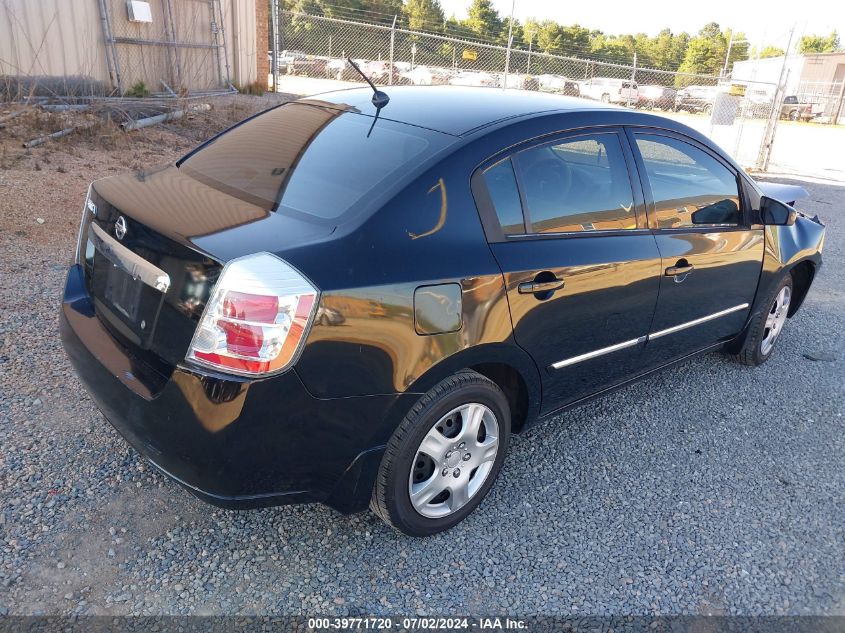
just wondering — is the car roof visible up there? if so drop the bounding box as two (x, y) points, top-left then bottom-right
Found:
(309, 86), (617, 136)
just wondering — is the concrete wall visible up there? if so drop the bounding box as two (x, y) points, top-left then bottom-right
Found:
(0, 0), (259, 94)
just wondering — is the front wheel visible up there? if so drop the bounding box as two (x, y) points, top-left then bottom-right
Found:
(370, 370), (511, 536)
(730, 275), (793, 366)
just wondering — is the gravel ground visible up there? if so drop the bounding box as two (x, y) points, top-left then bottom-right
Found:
(0, 104), (843, 616)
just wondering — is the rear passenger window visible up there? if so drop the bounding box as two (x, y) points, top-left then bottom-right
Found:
(514, 134), (636, 233)
(481, 158), (525, 235)
(634, 134), (741, 229)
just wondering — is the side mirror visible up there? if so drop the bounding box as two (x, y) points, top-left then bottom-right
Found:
(759, 196), (798, 226)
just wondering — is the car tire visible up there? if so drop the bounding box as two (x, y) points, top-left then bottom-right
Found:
(370, 370), (511, 536)
(789, 109), (800, 121)
(703, 104), (713, 116)
(731, 274), (794, 366)
(601, 94), (610, 103)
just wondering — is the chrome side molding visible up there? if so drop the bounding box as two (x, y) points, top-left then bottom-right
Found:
(88, 222), (171, 293)
(551, 336), (647, 369)
(647, 303), (750, 340)
(550, 303), (750, 370)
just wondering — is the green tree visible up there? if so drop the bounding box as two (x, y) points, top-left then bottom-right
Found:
(403, 0), (445, 31)
(463, 0), (502, 40)
(534, 20), (563, 54)
(368, 0), (404, 24)
(500, 16), (524, 47)
(754, 45), (785, 59)
(798, 31), (841, 53)
(678, 22), (728, 76)
(590, 33), (634, 63)
(522, 18), (540, 48)
(560, 24), (591, 53)
(644, 29), (690, 71)
(724, 29), (750, 69)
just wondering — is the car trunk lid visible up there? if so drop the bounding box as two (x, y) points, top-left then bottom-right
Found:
(79, 166), (335, 372)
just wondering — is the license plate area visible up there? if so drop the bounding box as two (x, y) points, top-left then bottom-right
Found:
(104, 264), (143, 321)
(91, 253), (165, 348)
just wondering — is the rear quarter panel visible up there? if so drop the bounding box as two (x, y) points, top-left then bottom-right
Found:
(292, 146), (522, 401)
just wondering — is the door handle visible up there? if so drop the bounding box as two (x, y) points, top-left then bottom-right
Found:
(665, 263), (695, 277)
(518, 278), (565, 295)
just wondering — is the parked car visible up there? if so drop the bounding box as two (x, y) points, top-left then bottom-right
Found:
(780, 95), (820, 121)
(325, 58), (374, 82)
(399, 65), (452, 86)
(361, 60), (401, 85)
(538, 74), (580, 97)
(448, 70), (498, 88)
(501, 74), (539, 91)
(637, 84), (677, 110)
(579, 77), (638, 104)
(61, 87), (825, 536)
(739, 88), (775, 118)
(277, 50), (327, 77)
(674, 84), (718, 114)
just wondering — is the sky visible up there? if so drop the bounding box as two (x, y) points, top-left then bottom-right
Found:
(439, 0), (845, 50)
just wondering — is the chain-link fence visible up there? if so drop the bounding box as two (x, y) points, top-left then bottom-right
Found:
(792, 80), (845, 123)
(273, 9), (723, 93)
(272, 9), (802, 171)
(99, 0), (232, 95)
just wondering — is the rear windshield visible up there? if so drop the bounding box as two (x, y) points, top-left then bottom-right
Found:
(179, 101), (451, 222)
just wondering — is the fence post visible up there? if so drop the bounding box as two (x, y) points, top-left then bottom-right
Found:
(389, 15), (397, 86)
(628, 53), (637, 108)
(526, 39), (532, 75)
(502, 0), (515, 90)
(757, 26), (794, 170)
(271, 1), (279, 92)
(96, 0), (122, 94)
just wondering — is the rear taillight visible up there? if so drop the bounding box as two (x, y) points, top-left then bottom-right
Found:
(187, 253), (318, 377)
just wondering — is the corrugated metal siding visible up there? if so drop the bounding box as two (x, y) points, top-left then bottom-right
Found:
(0, 0), (257, 93)
(0, 0), (110, 83)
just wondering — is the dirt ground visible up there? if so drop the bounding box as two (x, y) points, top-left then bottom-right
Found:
(0, 94), (291, 246)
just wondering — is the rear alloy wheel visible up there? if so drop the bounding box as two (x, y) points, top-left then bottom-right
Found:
(409, 403), (499, 518)
(371, 370), (510, 536)
(730, 274), (794, 366)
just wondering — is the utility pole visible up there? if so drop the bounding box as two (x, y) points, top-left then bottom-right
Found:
(502, 0), (515, 90)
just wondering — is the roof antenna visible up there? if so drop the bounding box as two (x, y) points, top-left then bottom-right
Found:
(347, 57), (390, 109)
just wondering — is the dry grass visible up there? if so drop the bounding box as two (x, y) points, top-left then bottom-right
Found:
(0, 94), (293, 249)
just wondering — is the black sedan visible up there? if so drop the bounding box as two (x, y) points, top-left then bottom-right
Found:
(61, 87), (825, 536)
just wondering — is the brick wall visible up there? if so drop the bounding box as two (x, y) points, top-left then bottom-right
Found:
(255, 0), (269, 88)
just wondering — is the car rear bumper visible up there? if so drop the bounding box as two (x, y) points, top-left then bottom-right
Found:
(60, 265), (415, 513)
